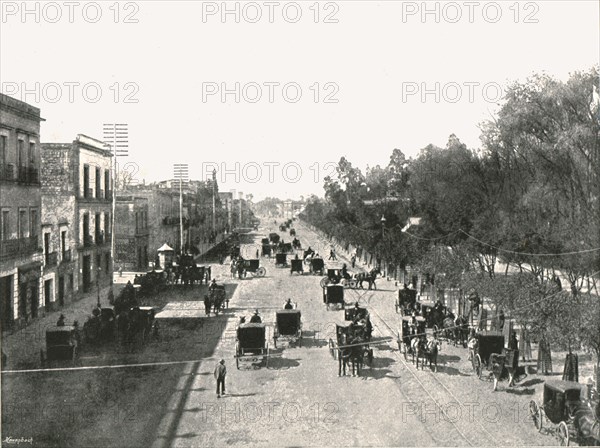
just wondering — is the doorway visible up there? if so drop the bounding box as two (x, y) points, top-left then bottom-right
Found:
(82, 255), (91, 292)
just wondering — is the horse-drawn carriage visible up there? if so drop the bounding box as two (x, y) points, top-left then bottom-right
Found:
(292, 237), (301, 250)
(269, 232), (280, 245)
(279, 224), (287, 232)
(239, 259), (266, 278)
(275, 252), (288, 267)
(262, 244), (272, 257)
(289, 228), (296, 236)
(471, 331), (505, 379)
(397, 315), (426, 361)
(235, 323), (270, 369)
(530, 380), (600, 446)
(290, 258), (304, 275)
(42, 326), (79, 366)
(320, 268), (356, 288)
(328, 322), (373, 376)
(273, 309), (302, 348)
(208, 284), (228, 313)
(323, 284), (345, 310)
(396, 288), (417, 314)
(308, 257), (324, 275)
(279, 242), (293, 253)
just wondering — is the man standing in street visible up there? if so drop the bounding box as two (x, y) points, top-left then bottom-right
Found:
(214, 359), (226, 398)
(204, 294), (211, 316)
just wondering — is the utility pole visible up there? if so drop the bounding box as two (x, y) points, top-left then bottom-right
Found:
(174, 164), (189, 255)
(102, 123), (128, 283)
(212, 169), (216, 237)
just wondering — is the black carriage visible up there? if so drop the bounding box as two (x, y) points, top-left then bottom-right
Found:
(289, 228), (296, 236)
(290, 258), (304, 275)
(320, 268), (355, 289)
(42, 326), (79, 366)
(262, 244), (272, 257)
(240, 259), (266, 277)
(235, 323), (269, 369)
(261, 238), (270, 246)
(328, 322), (373, 367)
(396, 288), (417, 314)
(83, 307), (116, 344)
(208, 284), (228, 311)
(269, 233), (280, 244)
(323, 284), (345, 310)
(275, 252), (288, 267)
(273, 309), (302, 348)
(529, 380), (597, 446)
(309, 257), (324, 275)
(292, 238), (301, 250)
(279, 224), (286, 231)
(471, 331), (505, 379)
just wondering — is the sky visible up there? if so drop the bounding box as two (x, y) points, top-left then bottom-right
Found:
(1, 0), (598, 201)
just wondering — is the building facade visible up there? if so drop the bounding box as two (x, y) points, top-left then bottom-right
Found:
(40, 141), (79, 310)
(41, 135), (113, 296)
(0, 93), (44, 330)
(115, 196), (149, 270)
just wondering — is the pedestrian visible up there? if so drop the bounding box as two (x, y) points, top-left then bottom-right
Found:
(119, 266), (123, 277)
(256, 249), (259, 258)
(351, 254), (356, 268)
(214, 359), (227, 398)
(57, 314), (66, 326)
(204, 294), (211, 316)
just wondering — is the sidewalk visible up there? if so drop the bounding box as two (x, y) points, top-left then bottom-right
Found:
(1, 278), (123, 370)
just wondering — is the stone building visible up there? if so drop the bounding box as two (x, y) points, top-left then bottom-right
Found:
(124, 184), (181, 257)
(41, 135), (113, 295)
(115, 195), (149, 271)
(0, 93), (44, 330)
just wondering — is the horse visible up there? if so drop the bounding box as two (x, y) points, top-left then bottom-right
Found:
(338, 334), (364, 377)
(411, 336), (439, 371)
(573, 401), (600, 445)
(356, 268), (381, 290)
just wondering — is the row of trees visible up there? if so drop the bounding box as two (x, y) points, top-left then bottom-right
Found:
(301, 68), (600, 370)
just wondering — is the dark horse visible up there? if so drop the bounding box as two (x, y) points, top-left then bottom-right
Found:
(338, 334), (364, 377)
(356, 267), (381, 290)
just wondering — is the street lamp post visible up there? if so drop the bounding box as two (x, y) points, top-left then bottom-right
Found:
(381, 215), (386, 238)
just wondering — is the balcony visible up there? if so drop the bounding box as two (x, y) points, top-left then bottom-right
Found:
(45, 252), (58, 267)
(0, 236), (39, 260)
(61, 249), (72, 262)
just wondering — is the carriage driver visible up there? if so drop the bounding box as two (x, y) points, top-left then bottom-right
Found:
(284, 299), (294, 310)
(209, 278), (218, 291)
(250, 310), (262, 323)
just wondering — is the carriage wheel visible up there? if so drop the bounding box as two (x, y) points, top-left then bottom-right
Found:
(257, 267), (266, 277)
(348, 280), (357, 289)
(558, 421), (569, 446)
(341, 278), (349, 287)
(320, 277), (329, 288)
(328, 339), (336, 359)
(474, 354), (483, 378)
(529, 401), (542, 431)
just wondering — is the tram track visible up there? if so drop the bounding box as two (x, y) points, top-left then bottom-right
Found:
(296, 221), (499, 447)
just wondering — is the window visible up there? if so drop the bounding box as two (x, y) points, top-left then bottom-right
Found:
(83, 165), (90, 197)
(18, 140), (25, 167)
(104, 170), (110, 198)
(61, 230), (67, 255)
(29, 142), (35, 166)
(105, 253), (110, 271)
(1, 210), (9, 240)
(0, 135), (6, 166)
(104, 212), (110, 234)
(18, 209), (27, 238)
(95, 167), (101, 197)
(29, 209), (38, 238)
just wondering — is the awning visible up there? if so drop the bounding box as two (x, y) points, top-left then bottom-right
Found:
(157, 243), (174, 252)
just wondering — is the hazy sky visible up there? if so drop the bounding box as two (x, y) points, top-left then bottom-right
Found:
(1, 1), (598, 200)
